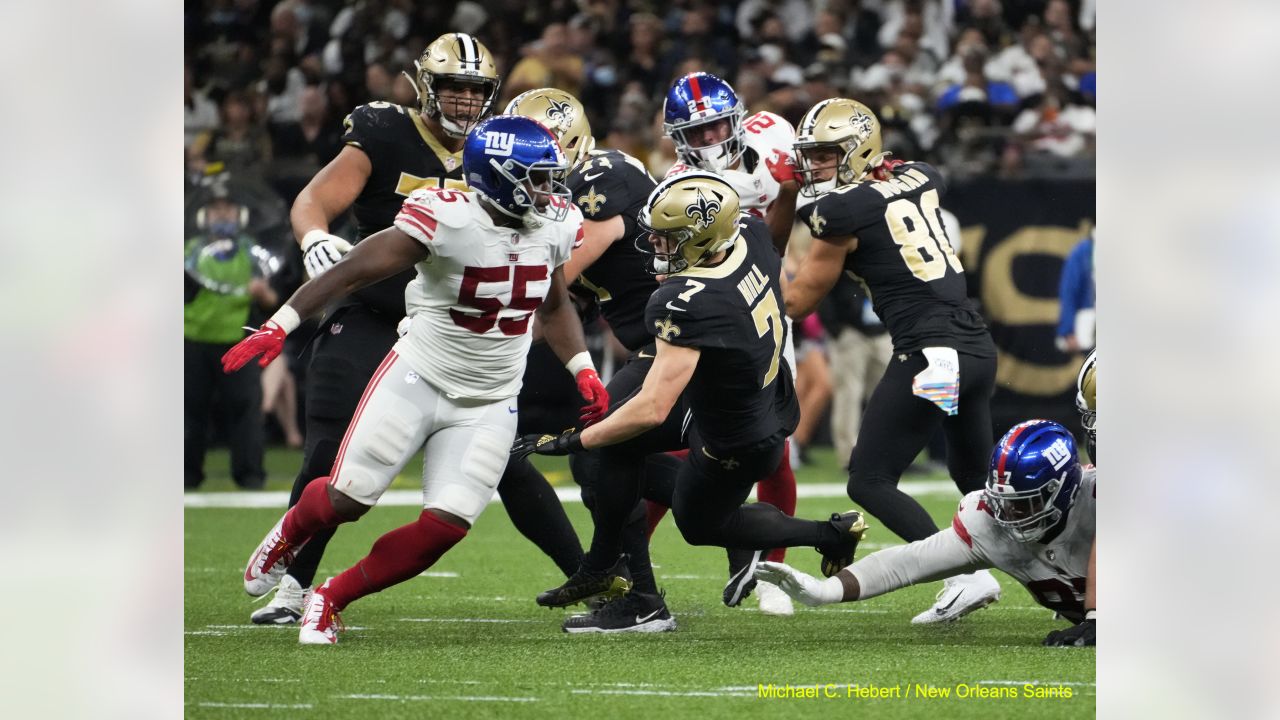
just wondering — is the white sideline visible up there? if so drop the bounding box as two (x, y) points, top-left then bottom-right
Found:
(184, 480), (958, 508)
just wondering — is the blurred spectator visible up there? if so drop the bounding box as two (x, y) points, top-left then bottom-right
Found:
(194, 91), (273, 181)
(261, 356), (304, 449)
(257, 53), (308, 124)
(878, 0), (953, 66)
(1011, 79), (1096, 160)
(735, 0), (815, 45)
(618, 13), (667, 102)
(818, 273), (893, 470)
(504, 23), (585, 102)
(268, 86), (345, 203)
(184, 186), (278, 490)
(364, 62), (395, 101)
(1057, 228), (1097, 353)
(185, 61), (220, 149)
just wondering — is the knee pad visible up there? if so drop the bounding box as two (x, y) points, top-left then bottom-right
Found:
(429, 432), (508, 525)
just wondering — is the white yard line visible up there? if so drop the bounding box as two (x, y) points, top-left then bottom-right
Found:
(195, 702), (313, 709)
(337, 693), (538, 702)
(186, 481), (957, 508)
(397, 618), (543, 624)
(977, 680), (1096, 686)
(571, 689), (754, 698)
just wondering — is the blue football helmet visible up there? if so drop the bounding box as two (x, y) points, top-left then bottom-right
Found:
(463, 115), (572, 228)
(985, 420), (1084, 543)
(662, 72), (747, 172)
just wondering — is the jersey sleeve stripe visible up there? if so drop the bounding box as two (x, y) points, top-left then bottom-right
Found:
(952, 513), (974, 548)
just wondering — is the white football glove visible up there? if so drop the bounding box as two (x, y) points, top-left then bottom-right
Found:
(754, 561), (842, 607)
(302, 231), (352, 279)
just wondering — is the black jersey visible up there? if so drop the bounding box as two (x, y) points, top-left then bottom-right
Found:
(339, 102), (466, 317)
(644, 216), (799, 450)
(566, 149), (659, 352)
(799, 162), (994, 357)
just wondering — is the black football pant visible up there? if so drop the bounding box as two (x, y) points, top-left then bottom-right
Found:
(185, 339), (264, 489)
(575, 347), (839, 586)
(846, 349), (997, 543)
(285, 305), (582, 587)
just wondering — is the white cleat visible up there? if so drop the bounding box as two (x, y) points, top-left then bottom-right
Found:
(911, 570), (1001, 624)
(243, 514), (308, 597)
(298, 580), (343, 645)
(250, 574), (312, 625)
(755, 580), (795, 616)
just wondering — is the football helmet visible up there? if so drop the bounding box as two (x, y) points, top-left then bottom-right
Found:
(635, 171), (741, 275)
(793, 98), (890, 197)
(1076, 350), (1097, 458)
(662, 72), (747, 172)
(405, 33), (500, 138)
(503, 88), (596, 172)
(985, 420), (1084, 543)
(463, 115), (572, 229)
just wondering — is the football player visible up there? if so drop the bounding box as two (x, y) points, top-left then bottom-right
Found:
(515, 173), (869, 630)
(756, 420), (1097, 647)
(507, 89), (691, 631)
(225, 116), (609, 645)
(653, 71), (804, 615)
(785, 98), (1003, 624)
(250, 34), (584, 624)
(1076, 349), (1096, 461)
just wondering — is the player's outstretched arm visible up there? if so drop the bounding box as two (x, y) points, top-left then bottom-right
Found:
(221, 227), (427, 372)
(784, 235), (854, 319)
(562, 215), (625, 284)
(537, 267), (609, 424)
(291, 146), (372, 277)
(579, 338), (696, 448)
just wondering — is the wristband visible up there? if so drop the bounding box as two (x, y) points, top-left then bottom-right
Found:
(1084, 609), (1096, 621)
(269, 304), (302, 334)
(565, 351), (595, 376)
(301, 229), (331, 250)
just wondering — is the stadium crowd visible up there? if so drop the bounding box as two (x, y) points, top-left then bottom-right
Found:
(184, 0), (1096, 485)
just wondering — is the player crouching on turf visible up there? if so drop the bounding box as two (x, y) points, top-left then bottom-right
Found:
(756, 420), (1097, 647)
(223, 115), (608, 645)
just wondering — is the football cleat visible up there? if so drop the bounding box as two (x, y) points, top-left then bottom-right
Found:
(755, 579), (796, 616)
(723, 548), (762, 607)
(243, 513), (309, 597)
(563, 591), (676, 634)
(250, 574), (312, 625)
(911, 570), (1002, 624)
(298, 579), (343, 645)
(815, 510), (868, 577)
(536, 556), (633, 608)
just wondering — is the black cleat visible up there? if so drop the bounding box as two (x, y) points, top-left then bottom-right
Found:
(536, 556), (633, 608)
(722, 548), (763, 607)
(563, 590), (676, 634)
(815, 510), (868, 577)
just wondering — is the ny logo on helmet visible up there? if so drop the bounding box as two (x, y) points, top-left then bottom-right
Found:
(545, 98), (575, 132)
(1044, 438), (1072, 470)
(685, 188), (722, 230)
(484, 131), (516, 157)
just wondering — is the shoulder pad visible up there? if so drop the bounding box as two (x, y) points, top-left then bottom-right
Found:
(743, 111), (797, 153)
(401, 187), (478, 229)
(342, 102), (412, 147)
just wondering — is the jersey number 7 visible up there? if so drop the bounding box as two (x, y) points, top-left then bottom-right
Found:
(751, 292), (784, 387)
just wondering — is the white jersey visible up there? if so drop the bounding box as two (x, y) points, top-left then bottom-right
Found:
(850, 467), (1096, 621)
(667, 111), (797, 217)
(391, 187), (583, 400)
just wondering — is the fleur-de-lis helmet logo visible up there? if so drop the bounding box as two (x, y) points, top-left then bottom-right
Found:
(685, 188), (722, 230)
(545, 97), (575, 132)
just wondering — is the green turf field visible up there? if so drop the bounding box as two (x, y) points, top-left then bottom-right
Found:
(185, 448), (1094, 718)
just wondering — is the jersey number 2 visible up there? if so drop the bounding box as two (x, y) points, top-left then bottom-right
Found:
(450, 265), (548, 336)
(886, 188), (963, 282)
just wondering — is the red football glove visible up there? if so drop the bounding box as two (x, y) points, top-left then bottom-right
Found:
(222, 321), (287, 372)
(765, 149), (802, 185)
(575, 369), (610, 426)
(869, 157), (905, 181)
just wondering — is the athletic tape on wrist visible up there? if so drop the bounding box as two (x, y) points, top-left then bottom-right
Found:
(566, 351), (595, 376)
(270, 305), (301, 334)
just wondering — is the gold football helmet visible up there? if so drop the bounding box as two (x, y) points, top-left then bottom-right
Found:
(405, 33), (501, 138)
(793, 98), (890, 197)
(636, 172), (741, 275)
(1076, 349), (1097, 455)
(503, 88), (596, 171)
